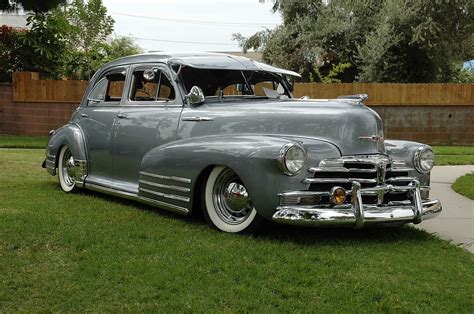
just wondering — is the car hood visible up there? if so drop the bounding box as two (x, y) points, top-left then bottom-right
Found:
(178, 99), (385, 156)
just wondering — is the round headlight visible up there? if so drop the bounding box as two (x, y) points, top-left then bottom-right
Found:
(414, 146), (435, 173)
(277, 143), (306, 176)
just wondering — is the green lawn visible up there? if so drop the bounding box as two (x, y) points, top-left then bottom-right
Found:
(0, 134), (48, 149)
(433, 146), (474, 165)
(452, 172), (474, 200)
(0, 149), (473, 312)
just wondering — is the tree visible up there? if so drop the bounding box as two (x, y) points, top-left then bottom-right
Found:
(19, 12), (71, 78)
(236, 0), (474, 83)
(64, 0), (114, 79)
(1, 0), (141, 81)
(0, 0), (66, 12)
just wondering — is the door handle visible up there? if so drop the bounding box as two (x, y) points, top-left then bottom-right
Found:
(116, 113), (129, 119)
(80, 113), (89, 118)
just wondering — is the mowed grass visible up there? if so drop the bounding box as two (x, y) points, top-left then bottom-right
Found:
(0, 149), (473, 312)
(452, 172), (474, 200)
(433, 146), (474, 165)
(0, 134), (48, 149)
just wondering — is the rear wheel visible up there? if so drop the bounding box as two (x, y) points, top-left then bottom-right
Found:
(203, 166), (263, 233)
(58, 145), (77, 193)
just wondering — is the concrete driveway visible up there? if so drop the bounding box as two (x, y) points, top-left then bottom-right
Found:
(415, 165), (474, 253)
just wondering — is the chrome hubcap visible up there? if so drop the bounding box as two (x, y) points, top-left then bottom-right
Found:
(213, 168), (253, 225)
(62, 148), (76, 187)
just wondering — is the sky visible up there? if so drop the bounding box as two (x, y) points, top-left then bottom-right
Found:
(101, 0), (282, 52)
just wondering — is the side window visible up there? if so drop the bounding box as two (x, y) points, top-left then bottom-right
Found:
(130, 68), (175, 102)
(88, 71), (126, 104)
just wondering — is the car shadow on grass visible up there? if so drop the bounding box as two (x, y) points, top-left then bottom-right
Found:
(55, 184), (438, 247)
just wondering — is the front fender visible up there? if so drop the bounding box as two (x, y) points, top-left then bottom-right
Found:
(385, 139), (431, 186)
(140, 135), (340, 219)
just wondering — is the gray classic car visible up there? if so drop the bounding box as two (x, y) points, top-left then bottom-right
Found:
(43, 52), (441, 233)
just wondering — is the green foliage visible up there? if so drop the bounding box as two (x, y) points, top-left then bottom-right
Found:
(20, 13), (71, 78)
(1, 0), (141, 81)
(238, 0), (474, 83)
(0, 25), (24, 81)
(65, 0), (115, 78)
(314, 62), (351, 83)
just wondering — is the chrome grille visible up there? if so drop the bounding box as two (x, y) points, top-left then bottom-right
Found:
(304, 155), (415, 205)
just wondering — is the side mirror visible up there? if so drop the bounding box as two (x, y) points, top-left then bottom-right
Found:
(185, 86), (205, 106)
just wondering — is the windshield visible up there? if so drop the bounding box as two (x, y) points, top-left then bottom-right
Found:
(179, 67), (291, 99)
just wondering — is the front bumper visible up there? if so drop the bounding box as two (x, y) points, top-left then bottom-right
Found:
(272, 181), (442, 228)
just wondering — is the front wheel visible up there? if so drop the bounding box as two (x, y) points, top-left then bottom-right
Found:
(58, 145), (77, 193)
(203, 166), (263, 233)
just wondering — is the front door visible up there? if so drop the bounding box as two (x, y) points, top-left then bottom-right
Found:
(112, 64), (183, 193)
(79, 68), (127, 187)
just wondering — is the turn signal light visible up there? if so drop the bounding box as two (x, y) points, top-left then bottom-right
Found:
(330, 186), (346, 205)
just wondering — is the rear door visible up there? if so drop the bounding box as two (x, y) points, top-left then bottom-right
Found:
(79, 68), (127, 187)
(112, 64), (183, 192)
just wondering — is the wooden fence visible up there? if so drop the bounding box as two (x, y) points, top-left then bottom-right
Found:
(12, 72), (88, 103)
(11, 72), (474, 105)
(293, 83), (473, 105)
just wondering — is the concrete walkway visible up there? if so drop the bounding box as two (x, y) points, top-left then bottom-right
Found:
(415, 165), (474, 253)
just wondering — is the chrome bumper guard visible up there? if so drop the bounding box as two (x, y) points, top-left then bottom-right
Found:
(272, 181), (442, 228)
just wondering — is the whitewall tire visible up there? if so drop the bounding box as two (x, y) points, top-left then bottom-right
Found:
(58, 145), (77, 193)
(203, 166), (262, 233)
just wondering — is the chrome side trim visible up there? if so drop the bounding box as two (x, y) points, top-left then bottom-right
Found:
(87, 183), (137, 200)
(137, 196), (189, 214)
(86, 183), (189, 215)
(139, 171), (191, 184)
(139, 179), (191, 193)
(139, 187), (190, 203)
(181, 116), (214, 122)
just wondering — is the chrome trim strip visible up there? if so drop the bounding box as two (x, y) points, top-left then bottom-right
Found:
(303, 178), (377, 184)
(87, 183), (137, 200)
(139, 179), (191, 193)
(278, 191), (330, 197)
(181, 116), (214, 122)
(385, 177), (416, 182)
(388, 167), (414, 172)
(139, 187), (190, 203)
(137, 196), (189, 214)
(86, 183), (189, 215)
(308, 167), (376, 173)
(139, 171), (191, 184)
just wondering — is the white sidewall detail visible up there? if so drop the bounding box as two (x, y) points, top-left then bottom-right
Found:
(58, 145), (75, 192)
(205, 166), (257, 233)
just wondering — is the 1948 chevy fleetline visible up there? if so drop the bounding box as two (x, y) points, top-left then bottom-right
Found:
(43, 52), (442, 233)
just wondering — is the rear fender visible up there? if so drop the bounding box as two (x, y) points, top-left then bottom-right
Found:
(45, 123), (88, 185)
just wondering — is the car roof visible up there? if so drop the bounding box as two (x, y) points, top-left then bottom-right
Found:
(101, 52), (301, 77)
